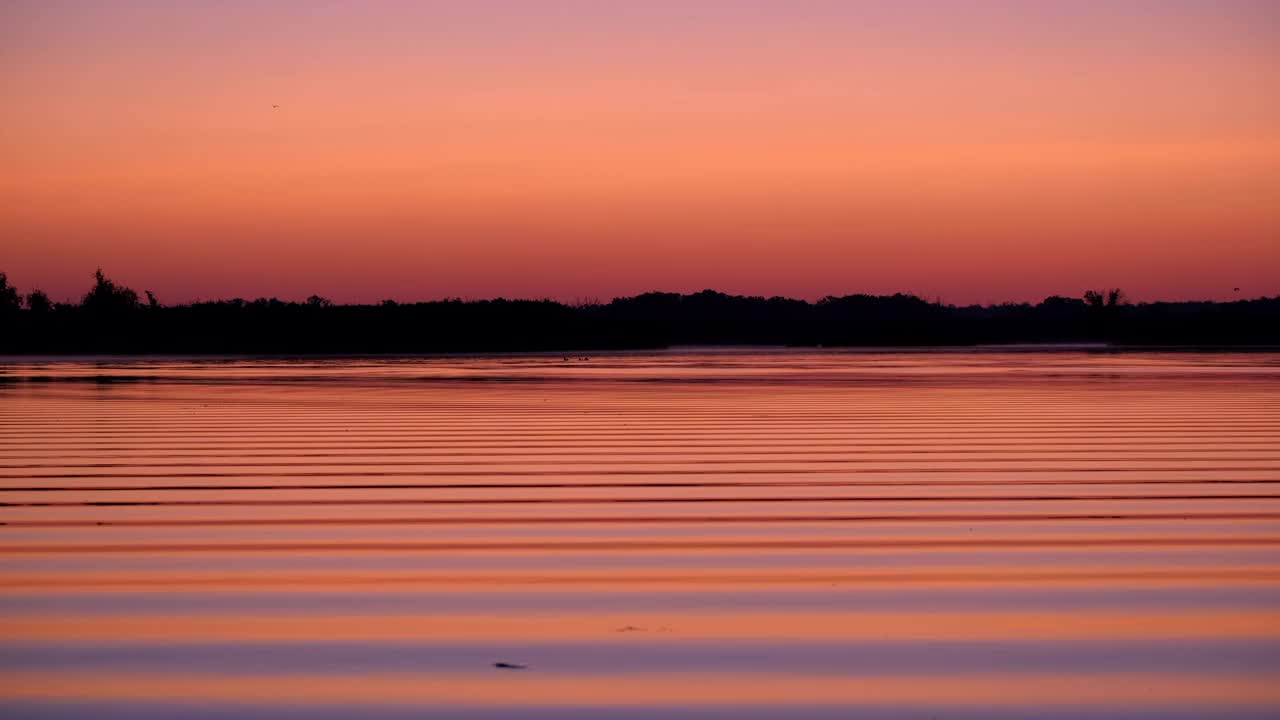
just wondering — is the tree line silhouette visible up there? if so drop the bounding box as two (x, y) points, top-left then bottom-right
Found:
(1, 270), (1276, 353)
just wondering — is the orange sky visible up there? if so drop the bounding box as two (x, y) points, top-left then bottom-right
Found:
(2, 1), (1278, 304)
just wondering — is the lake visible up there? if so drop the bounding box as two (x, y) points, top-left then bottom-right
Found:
(1, 350), (1278, 719)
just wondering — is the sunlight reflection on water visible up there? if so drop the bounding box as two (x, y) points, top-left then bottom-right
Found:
(2, 350), (1279, 717)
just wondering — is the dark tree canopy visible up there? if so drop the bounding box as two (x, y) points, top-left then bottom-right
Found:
(0, 270), (1276, 353)
(25, 290), (52, 314)
(81, 269), (140, 314)
(0, 273), (20, 313)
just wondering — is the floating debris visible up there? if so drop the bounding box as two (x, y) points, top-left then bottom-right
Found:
(615, 625), (673, 633)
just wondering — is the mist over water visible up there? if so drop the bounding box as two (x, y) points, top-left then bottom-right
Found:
(2, 350), (1278, 718)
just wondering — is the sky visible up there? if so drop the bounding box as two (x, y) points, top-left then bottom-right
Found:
(2, 0), (1278, 305)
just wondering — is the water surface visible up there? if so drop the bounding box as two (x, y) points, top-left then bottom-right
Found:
(2, 350), (1278, 718)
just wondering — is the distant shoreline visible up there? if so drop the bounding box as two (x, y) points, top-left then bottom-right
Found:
(5, 344), (1280, 362)
(2, 272), (1277, 354)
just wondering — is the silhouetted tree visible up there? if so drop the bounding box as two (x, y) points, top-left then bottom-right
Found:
(25, 290), (52, 313)
(1084, 288), (1128, 308)
(0, 274), (1276, 353)
(81, 269), (140, 313)
(1040, 295), (1086, 311)
(0, 272), (20, 313)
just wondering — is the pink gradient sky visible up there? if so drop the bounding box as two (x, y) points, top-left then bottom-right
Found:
(2, 1), (1278, 305)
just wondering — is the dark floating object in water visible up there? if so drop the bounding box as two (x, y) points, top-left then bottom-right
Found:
(493, 662), (527, 670)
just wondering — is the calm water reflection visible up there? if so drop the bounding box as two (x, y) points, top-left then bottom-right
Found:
(2, 350), (1278, 718)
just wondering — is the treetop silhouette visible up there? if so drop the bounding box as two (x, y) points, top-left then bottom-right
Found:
(1, 269), (1275, 353)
